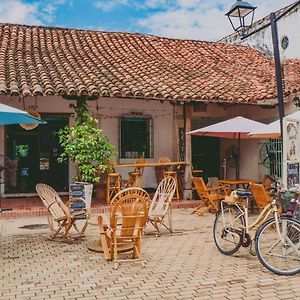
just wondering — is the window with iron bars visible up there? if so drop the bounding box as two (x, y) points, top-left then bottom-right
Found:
(259, 139), (282, 178)
(119, 115), (153, 159)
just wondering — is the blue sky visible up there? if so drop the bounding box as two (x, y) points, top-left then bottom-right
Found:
(0, 0), (295, 40)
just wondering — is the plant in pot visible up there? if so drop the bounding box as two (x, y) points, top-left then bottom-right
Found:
(57, 100), (116, 204)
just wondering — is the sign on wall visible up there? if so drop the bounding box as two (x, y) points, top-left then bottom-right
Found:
(287, 163), (299, 188)
(286, 121), (298, 162)
(283, 118), (300, 189)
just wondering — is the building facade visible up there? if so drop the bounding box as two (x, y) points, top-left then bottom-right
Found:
(1, 22), (300, 197)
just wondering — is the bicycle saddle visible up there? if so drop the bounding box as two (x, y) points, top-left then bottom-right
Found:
(236, 189), (252, 197)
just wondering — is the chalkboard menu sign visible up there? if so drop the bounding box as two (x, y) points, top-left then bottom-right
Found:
(69, 182), (93, 218)
(287, 163), (299, 189)
(70, 183), (85, 198)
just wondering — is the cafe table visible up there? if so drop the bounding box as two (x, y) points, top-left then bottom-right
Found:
(113, 161), (187, 189)
(219, 179), (256, 190)
(113, 161), (186, 169)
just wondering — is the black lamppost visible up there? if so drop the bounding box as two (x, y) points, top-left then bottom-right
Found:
(226, 1), (285, 141)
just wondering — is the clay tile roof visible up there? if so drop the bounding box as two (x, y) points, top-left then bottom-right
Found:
(1, 22), (300, 104)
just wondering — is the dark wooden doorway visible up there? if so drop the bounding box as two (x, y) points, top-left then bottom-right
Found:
(6, 116), (69, 193)
(192, 136), (220, 181)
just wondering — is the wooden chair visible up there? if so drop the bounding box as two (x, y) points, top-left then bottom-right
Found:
(36, 183), (89, 240)
(106, 172), (121, 205)
(207, 177), (230, 194)
(158, 157), (180, 200)
(98, 187), (150, 269)
(123, 158), (146, 188)
(191, 177), (227, 215)
(262, 175), (273, 192)
(249, 183), (272, 212)
(148, 177), (176, 235)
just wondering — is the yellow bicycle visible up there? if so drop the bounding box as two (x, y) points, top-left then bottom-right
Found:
(213, 189), (300, 275)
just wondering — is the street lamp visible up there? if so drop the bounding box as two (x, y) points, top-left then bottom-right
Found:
(226, 0), (256, 37)
(226, 1), (285, 141)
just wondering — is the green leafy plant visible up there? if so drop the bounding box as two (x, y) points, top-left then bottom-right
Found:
(57, 100), (116, 184)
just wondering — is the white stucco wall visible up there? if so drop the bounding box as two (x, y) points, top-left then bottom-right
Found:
(94, 98), (174, 188)
(0, 95), (174, 191)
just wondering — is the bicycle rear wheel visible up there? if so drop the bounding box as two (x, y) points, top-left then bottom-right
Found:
(213, 205), (244, 255)
(255, 216), (300, 275)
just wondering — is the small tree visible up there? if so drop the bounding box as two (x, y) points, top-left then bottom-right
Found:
(57, 100), (116, 184)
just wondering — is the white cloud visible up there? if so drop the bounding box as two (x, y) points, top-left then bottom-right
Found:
(0, 0), (42, 25)
(137, 0), (295, 41)
(0, 0), (69, 25)
(40, 0), (69, 23)
(95, 0), (128, 12)
(144, 0), (169, 9)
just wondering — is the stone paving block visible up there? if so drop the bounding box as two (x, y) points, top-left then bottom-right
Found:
(1, 211), (300, 300)
(192, 296), (211, 300)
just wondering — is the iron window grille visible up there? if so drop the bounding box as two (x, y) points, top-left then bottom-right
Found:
(119, 114), (153, 159)
(260, 139), (282, 178)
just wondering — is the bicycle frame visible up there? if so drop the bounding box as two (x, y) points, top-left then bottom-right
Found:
(220, 197), (276, 237)
(216, 187), (300, 275)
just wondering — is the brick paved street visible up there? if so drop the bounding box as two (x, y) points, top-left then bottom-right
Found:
(1, 209), (299, 300)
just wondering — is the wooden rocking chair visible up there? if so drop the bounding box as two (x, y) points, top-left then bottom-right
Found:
(148, 177), (176, 235)
(36, 183), (89, 241)
(98, 187), (150, 269)
(192, 177), (227, 215)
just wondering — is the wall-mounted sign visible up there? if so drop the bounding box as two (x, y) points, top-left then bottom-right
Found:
(287, 163), (299, 188)
(286, 121), (298, 162)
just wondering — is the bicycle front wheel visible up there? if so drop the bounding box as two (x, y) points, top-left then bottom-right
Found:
(213, 205), (244, 255)
(255, 216), (300, 275)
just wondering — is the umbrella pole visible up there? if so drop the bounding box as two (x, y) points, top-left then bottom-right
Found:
(236, 133), (240, 180)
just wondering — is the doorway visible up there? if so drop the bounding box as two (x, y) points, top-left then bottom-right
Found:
(5, 116), (69, 193)
(192, 136), (220, 181)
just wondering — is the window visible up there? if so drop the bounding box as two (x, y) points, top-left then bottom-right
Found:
(281, 35), (289, 50)
(259, 139), (282, 178)
(119, 115), (153, 158)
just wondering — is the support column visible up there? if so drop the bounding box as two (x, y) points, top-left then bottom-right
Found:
(183, 104), (192, 200)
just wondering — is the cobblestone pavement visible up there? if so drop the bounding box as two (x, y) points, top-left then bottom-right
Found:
(0, 209), (299, 300)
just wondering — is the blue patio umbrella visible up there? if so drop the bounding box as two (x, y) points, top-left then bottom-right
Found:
(0, 103), (46, 125)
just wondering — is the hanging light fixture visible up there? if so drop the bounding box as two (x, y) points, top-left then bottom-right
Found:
(225, 0), (257, 37)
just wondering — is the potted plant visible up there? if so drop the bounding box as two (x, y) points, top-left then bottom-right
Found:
(57, 100), (116, 202)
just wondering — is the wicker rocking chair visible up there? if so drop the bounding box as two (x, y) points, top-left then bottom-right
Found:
(98, 187), (150, 268)
(36, 183), (89, 241)
(148, 177), (176, 235)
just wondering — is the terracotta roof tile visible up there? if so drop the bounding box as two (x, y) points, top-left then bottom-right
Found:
(1, 23), (300, 104)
